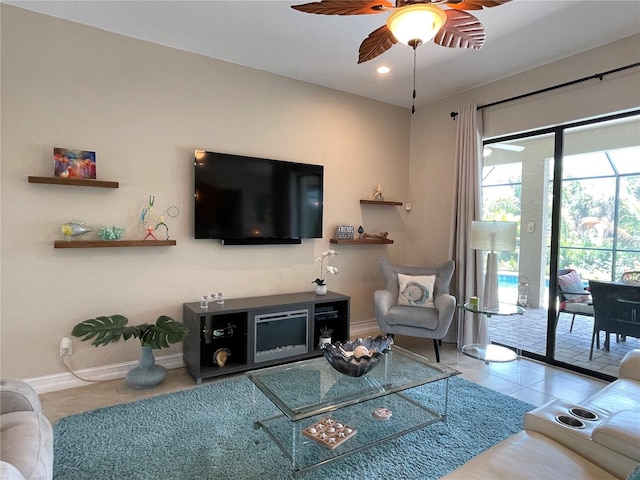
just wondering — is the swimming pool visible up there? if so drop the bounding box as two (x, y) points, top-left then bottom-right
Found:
(499, 272), (550, 288)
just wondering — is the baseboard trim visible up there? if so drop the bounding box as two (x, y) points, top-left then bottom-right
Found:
(350, 318), (382, 338)
(28, 320), (382, 394)
(27, 353), (185, 394)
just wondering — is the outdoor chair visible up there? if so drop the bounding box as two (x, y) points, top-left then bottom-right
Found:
(557, 268), (594, 333)
(373, 257), (456, 362)
(588, 280), (640, 360)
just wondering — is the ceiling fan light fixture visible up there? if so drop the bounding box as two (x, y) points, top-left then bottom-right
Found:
(386, 4), (447, 47)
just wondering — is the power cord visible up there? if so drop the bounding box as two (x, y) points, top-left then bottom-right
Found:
(61, 355), (107, 383)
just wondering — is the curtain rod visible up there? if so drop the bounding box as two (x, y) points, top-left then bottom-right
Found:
(450, 62), (640, 120)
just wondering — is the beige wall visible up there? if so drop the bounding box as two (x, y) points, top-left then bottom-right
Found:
(2, 5), (639, 384)
(407, 34), (640, 268)
(0, 5), (411, 380)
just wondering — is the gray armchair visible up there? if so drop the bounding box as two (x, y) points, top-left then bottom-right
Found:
(374, 257), (456, 362)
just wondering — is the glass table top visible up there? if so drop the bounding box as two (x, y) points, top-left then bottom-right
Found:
(245, 345), (459, 421)
(459, 302), (526, 317)
(461, 344), (518, 363)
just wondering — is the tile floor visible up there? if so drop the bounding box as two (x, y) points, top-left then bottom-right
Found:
(39, 337), (610, 425)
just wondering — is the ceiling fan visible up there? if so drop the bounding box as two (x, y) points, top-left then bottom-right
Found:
(291, 0), (512, 64)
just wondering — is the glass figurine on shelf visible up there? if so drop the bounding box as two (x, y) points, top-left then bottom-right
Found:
(200, 292), (225, 309)
(60, 220), (91, 240)
(200, 295), (210, 309)
(214, 292), (225, 304)
(140, 195), (170, 240)
(373, 184), (384, 201)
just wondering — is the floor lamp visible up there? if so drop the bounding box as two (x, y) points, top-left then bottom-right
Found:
(471, 221), (517, 309)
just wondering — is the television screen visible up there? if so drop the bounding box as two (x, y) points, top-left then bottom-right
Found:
(195, 150), (323, 244)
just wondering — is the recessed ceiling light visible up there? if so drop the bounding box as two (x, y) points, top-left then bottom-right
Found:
(375, 66), (391, 74)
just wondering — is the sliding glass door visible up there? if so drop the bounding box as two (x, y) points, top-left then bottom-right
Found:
(482, 134), (555, 358)
(555, 117), (640, 375)
(482, 111), (640, 379)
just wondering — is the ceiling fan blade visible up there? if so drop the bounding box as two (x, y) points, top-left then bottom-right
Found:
(291, 0), (393, 15)
(433, 9), (485, 49)
(358, 25), (398, 63)
(444, 0), (512, 11)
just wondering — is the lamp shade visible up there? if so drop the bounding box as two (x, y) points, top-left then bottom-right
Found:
(470, 221), (517, 252)
(386, 4), (447, 46)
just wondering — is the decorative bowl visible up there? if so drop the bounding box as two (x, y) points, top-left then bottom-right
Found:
(321, 336), (394, 377)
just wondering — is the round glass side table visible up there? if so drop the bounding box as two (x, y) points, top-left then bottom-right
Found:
(457, 303), (525, 363)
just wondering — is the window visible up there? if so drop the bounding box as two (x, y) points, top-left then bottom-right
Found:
(561, 123), (640, 280)
(482, 162), (522, 279)
(482, 114), (640, 306)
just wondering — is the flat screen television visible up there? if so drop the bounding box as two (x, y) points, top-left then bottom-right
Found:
(194, 150), (323, 245)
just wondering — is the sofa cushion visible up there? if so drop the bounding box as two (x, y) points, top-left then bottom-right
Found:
(1, 461), (25, 480)
(592, 410), (640, 461)
(562, 301), (594, 315)
(558, 270), (590, 302)
(383, 304), (439, 330)
(0, 380), (42, 415)
(619, 350), (640, 382)
(0, 411), (53, 480)
(440, 430), (618, 480)
(582, 379), (640, 416)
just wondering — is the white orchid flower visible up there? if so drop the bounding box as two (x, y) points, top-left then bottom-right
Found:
(313, 248), (340, 285)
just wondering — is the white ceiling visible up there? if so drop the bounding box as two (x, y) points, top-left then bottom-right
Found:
(5, 0), (640, 109)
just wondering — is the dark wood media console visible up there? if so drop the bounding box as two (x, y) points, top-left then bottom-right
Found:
(183, 291), (350, 384)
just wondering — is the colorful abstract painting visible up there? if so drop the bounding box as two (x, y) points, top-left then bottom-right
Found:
(54, 147), (96, 179)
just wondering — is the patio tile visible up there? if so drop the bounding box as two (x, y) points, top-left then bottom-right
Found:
(490, 308), (640, 377)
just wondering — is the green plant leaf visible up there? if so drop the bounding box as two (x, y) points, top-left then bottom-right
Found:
(71, 314), (188, 349)
(140, 316), (189, 349)
(71, 314), (130, 347)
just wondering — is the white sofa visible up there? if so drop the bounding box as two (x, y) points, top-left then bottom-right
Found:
(0, 380), (54, 480)
(442, 350), (640, 480)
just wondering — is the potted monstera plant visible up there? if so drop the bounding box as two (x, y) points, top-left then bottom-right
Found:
(71, 314), (189, 389)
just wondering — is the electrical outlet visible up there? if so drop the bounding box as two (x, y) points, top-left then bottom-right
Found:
(60, 337), (72, 356)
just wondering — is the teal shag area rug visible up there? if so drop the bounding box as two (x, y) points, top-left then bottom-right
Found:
(53, 375), (533, 480)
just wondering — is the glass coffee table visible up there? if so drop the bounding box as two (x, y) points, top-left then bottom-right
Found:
(246, 345), (459, 478)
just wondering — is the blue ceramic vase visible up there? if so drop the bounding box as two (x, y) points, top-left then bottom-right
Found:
(125, 345), (167, 389)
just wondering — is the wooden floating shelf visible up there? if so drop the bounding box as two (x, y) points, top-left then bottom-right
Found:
(330, 238), (393, 245)
(28, 176), (119, 188)
(54, 240), (176, 249)
(359, 200), (402, 206)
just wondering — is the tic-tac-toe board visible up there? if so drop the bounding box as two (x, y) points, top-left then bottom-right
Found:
(302, 417), (357, 450)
